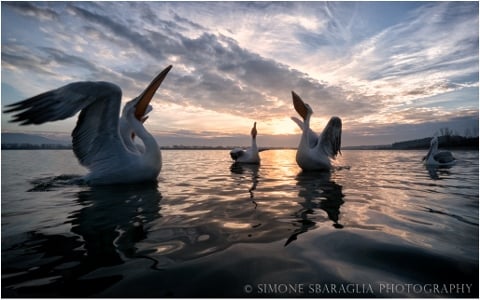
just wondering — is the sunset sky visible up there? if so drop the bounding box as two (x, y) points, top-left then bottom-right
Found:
(1, 1), (478, 147)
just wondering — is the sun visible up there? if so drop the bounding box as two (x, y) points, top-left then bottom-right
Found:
(262, 117), (300, 135)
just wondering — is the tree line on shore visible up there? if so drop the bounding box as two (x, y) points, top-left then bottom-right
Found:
(2, 128), (478, 151)
(3, 137), (477, 151)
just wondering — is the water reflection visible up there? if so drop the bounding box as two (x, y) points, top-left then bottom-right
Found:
(71, 182), (162, 264)
(230, 163), (259, 208)
(2, 149), (478, 297)
(425, 165), (453, 180)
(3, 181), (162, 297)
(286, 171), (345, 246)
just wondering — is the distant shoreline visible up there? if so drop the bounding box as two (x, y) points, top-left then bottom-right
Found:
(2, 145), (478, 151)
(2, 133), (478, 151)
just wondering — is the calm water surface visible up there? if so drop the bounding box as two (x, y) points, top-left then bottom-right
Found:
(1, 149), (478, 297)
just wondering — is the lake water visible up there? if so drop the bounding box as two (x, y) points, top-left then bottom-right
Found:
(1, 149), (478, 297)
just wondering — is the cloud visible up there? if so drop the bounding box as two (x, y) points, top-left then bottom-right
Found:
(1, 2), (478, 146)
(2, 44), (56, 76)
(327, 2), (478, 95)
(4, 2), (59, 21)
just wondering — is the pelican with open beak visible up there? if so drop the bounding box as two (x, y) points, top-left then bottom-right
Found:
(291, 91), (342, 171)
(4, 65), (173, 185)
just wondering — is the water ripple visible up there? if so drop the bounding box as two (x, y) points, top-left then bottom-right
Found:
(1, 149), (478, 297)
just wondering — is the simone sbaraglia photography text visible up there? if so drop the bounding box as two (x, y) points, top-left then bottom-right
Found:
(244, 282), (474, 296)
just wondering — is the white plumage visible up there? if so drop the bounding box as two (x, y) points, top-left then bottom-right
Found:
(4, 65), (172, 185)
(230, 122), (260, 164)
(291, 91), (342, 171)
(423, 136), (456, 166)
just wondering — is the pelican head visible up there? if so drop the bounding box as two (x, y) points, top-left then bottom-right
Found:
(133, 65), (172, 121)
(122, 99), (152, 123)
(121, 65), (172, 141)
(290, 91), (342, 171)
(292, 91), (313, 120)
(423, 136), (439, 161)
(251, 122), (257, 138)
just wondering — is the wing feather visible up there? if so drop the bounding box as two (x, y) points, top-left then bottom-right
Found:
(291, 116), (318, 148)
(230, 148), (245, 160)
(433, 151), (455, 163)
(4, 81), (126, 168)
(319, 117), (342, 158)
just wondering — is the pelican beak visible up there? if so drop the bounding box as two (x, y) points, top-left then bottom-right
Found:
(251, 122), (257, 137)
(292, 91), (308, 120)
(135, 65), (173, 121)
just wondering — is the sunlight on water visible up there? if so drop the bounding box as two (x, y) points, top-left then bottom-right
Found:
(1, 149), (478, 297)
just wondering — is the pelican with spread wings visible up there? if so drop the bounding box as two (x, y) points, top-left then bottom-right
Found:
(290, 91), (342, 171)
(4, 65), (173, 185)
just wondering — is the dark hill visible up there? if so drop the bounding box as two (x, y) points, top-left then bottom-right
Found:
(392, 135), (478, 150)
(2, 133), (69, 145)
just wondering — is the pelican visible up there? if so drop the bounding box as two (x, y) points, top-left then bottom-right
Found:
(230, 122), (260, 164)
(4, 65), (173, 185)
(290, 91), (342, 171)
(422, 136), (456, 166)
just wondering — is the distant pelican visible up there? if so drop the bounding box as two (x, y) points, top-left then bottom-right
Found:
(230, 122), (260, 164)
(4, 65), (173, 185)
(422, 136), (456, 166)
(290, 91), (342, 171)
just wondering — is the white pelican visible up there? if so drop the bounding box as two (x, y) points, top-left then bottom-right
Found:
(230, 122), (260, 164)
(422, 136), (456, 166)
(4, 65), (173, 185)
(290, 91), (342, 171)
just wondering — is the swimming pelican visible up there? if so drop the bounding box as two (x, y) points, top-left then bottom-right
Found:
(422, 136), (456, 166)
(4, 65), (173, 185)
(230, 122), (260, 164)
(291, 91), (342, 171)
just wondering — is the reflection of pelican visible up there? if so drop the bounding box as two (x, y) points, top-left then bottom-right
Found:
(2, 182), (162, 297)
(286, 171), (344, 246)
(422, 137), (456, 166)
(230, 122), (260, 164)
(230, 163), (259, 208)
(426, 166), (454, 180)
(290, 91), (342, 171)
(4, 66), (173, 185)
(72, 182), (162, 265)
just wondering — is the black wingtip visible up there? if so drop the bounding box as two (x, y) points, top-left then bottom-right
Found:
(3, 103), (20, 114)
